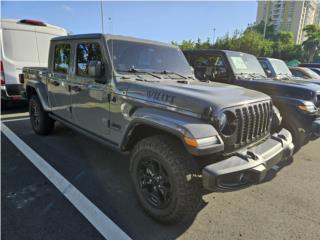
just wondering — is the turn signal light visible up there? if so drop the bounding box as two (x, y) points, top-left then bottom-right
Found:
(184, 136), (219, 148)
(184, 137), (198, 148)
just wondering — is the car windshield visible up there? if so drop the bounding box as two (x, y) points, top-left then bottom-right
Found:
(107, 39), (193, 76)
(269, 59), (293, 77)
(226, 51), (267, 78)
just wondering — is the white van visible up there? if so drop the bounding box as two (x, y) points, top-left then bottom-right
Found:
(1, 19), (67, 107)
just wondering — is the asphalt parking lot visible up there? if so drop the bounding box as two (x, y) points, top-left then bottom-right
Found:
(2, 106), (320, 240)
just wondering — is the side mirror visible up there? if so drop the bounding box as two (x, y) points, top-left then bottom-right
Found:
(216, 66), (227, 77)
(266, 69), (272, 77)
(88, 60), (104, 78)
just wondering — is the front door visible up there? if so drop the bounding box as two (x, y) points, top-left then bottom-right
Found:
(69, 41), (110, 138)
(47, 42), (72, 121)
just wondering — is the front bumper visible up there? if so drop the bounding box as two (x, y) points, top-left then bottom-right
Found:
(202, 128), (294, 191)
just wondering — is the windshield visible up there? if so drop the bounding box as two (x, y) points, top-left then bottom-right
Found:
(107, 40), (193, 76)
(269, 59), (292, 76)
(226, 51), (267, 77)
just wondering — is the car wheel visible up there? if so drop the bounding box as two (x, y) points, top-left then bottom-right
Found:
(29, 95), (54, 135)
(130, 135), (201, 224)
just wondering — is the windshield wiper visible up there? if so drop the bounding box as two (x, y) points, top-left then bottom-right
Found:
(153, 70), (188, 79)
(280, 73), (292, 77)
(117, 67), (162, 79)
(235, 72), (267, 80)
(248, 73), (267, 79)
(235, 73), (253, 80)
(276, 73), (293, 80)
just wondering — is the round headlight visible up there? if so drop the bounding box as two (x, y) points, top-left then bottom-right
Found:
(218, 111), (237, 136)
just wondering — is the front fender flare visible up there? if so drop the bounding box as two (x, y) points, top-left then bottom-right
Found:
(121, 108), (224, 155)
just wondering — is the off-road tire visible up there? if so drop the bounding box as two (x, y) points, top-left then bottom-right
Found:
(130, 135), (201, 224)
(29, 95), (54, 135)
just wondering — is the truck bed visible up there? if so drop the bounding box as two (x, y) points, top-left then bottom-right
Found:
(22, 67), (48, 89)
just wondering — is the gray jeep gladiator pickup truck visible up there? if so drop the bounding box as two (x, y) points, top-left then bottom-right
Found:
(22, 34), (293, 223)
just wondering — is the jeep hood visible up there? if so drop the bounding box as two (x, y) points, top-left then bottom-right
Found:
(121, 80), (270, 115)
(240, 78), (320, 101)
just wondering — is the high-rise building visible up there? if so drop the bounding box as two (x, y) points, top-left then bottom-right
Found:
(256, 0), (319, 44)
(315, 1), (320, 24)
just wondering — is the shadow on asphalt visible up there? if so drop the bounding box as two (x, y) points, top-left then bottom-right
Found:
(262, 156), (294, 183)
(51, 124), (208, 240)
(1, 102), (28, 116)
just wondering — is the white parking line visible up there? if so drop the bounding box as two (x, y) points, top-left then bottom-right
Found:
(1, 123), (131, 240)
(1, 117), (30, 123)
(1, 112), (29, 119)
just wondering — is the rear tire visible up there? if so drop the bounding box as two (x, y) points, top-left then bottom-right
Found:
(130, 135), (201, 224)
(29, 95), (54, 135)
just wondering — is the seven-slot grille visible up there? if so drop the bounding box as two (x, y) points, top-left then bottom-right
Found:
(222, 100), (273, 153)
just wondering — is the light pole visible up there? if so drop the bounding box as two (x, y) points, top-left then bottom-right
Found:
(100, 0), (104, 33)
(263, 5), (268, 39)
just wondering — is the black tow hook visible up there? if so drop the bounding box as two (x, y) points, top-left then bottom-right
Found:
(246, 151), (259, 160)
(278, 134), (287, 141)
(236, 151), (259, 161)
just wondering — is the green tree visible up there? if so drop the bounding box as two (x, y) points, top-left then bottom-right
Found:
(214, 30), (272, 57)
(303, 24), (320, 62)
(178, 40), (196, 50)
(175, 23), (309, 62)
(272, 31), (296, 60)
(247, 20), (276, 40)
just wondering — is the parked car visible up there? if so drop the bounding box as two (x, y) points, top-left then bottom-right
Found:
(0, 19), (67, 108)
(310, 68), (320, 75)
(258, 57), (320, 85)
(289, 67), (320, 79)
(23, 34), (294, 223)
(259, 57), (293, 79)
(296, 63), (320, 76)
(183, 49), (320, 150)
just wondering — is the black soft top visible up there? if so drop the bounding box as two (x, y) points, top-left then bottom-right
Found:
(52, 33), (177, 48)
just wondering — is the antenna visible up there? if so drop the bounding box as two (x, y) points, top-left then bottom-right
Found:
(100, 0), (104, 33)
(108, 17), (115, 73)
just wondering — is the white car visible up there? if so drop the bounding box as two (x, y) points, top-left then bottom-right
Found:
(1, 19), (67, 107)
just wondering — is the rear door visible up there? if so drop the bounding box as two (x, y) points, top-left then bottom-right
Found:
(1, 27), (39, 85)
(47, 41), (72, 121)
(69, 39), (111, 137)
